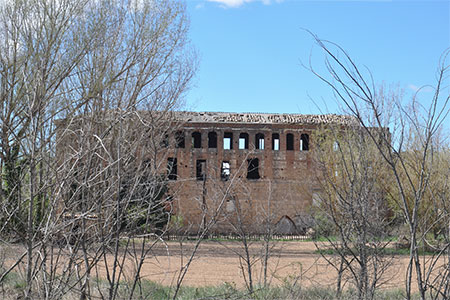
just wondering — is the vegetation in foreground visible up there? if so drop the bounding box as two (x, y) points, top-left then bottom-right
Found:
(0, 272), (417, 300)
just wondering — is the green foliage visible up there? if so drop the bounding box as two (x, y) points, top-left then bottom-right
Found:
(168, 215), (184, 232)
(0, 272), (423, 299)
(315, 246), (436, 256)
(310, 211), (336, 239)
(121, 173), (170, 234)
(1, 143), (28, 239)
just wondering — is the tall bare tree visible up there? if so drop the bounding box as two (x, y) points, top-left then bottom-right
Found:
(0, 0), (196, 298)
(312, 125), (394, 299)
(307, 32), (450, 299)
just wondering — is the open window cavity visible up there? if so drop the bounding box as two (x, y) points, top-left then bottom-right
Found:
(300, 133), (309, 151)
(221, 161), (230, 181)
(272, 133), (280, 150)
(167, 158), (177, 180)
(286, 133), (294, 151)
(192, 132), (202, 148)
(161, 133), (169, 148)
(255, 133), (264, 150)
(333, 140), (339, 152)
(239, 133), (249, 149)
(196, 160), (206, 181)
(208, 131), (217, 148)
(247, 158), (260, 180)
(175, 131), (185, 148)
(223, 132), (233, 150)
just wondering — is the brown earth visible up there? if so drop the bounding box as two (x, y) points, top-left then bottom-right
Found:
(3, 240), (445, 291)
(92, 241), (420, 291)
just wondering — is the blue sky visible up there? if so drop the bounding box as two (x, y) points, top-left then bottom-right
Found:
(184, 0), (450, 115)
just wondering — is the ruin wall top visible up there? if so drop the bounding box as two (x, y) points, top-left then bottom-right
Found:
(173, 111), (357, 126)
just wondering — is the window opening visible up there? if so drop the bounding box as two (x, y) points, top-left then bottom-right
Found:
(223, 132), (233, 150)
(300, 134), (309, 151)
(333, 140), (339, 152)
(175, 131), (185, 148)
(192, 132), (202, 148)
(247, 158), (260, 180)
(221, 161), (230, 181)
(196, 160), (206, 181)
(208, 131), (217, 148)
(239, 133), (249, 149)
(255, 133), (264, 150)
(167, 158), (177, 180)
(272, 133), (280, 150)
(161, 134), (169, 148)
(286, 133), (294, 150)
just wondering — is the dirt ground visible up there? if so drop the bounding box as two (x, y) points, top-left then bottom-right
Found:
(4, 240), (442, 291)
(97, 240), (414, 290)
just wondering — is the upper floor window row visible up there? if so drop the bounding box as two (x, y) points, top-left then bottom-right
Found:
(171, 131), (310, 151)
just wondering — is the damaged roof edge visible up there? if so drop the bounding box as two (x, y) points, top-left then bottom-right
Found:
(173, 111), (358, 126)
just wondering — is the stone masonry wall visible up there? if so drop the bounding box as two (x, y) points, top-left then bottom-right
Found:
(165, 120), (322, 234)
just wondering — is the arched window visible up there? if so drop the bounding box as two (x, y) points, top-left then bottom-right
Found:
(255, 133), (264, 150)
(286, 133), (294, 151)
(272, 133), (280, 150)
(192, 132), (202, 148)
(208, 131), (217, 148)
(300, 134), (309, 151)
(239, 133), (249, 149)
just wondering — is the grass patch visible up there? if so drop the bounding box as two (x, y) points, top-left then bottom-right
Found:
(0, 271), (423, 299)
(315, 246), (437, 256)
(129, 282), (416, 300)
(310, 235), (338, 242)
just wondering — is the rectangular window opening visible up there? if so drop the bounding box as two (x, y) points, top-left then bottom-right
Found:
(192, 132), (202, 148)
(300, 134), (309, 151)
(161, 134), (169, 148)
(208, 132), (217, 148)
(255, 133), (265, 150)
(175, 131), (185, 148)
(239, 138), (246, 149)
(221, 161), (230, 181)
(286, 133), (294, 151)
(258, 138), (264, 150)
(247, 158), (260, 180)
(272, 133), (280, 151)
(239, 133), (249, 149)
(196, 160), (206, 181)
(273, 139), (279, 150)
(168, 158), (177, 180)
(223, 132), (233, 150)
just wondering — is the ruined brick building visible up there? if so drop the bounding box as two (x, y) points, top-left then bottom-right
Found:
(166, 112), (355, 234)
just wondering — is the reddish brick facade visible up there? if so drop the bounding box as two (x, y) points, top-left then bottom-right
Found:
(166, 112), (354, 234)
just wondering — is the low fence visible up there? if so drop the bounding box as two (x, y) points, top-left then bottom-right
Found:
(163, 233), (310, 241)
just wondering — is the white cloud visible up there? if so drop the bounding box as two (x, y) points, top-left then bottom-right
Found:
(195, 2), (205, 9)
(408, 84), (434, 93)
(207, 0), (283, 8)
